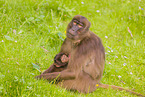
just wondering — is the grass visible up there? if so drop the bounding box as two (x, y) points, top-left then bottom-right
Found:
(0, 0), (145, 96)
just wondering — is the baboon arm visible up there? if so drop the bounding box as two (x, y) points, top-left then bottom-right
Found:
(60, 38), (72, 53)
(42, 64), (56, 74)
(36, 69), (75, 80)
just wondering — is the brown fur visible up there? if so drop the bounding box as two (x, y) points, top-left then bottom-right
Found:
(35, 15), (145, 96)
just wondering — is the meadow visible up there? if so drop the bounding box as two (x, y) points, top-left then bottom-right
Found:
(0, 0), (145, 96)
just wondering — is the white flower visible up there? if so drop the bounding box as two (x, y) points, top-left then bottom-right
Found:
(13, 29), (16, 33)
(111, 50), (113, 52)
(15, 41), (17, 43)
(105, 36), (108, 38)
(108, 51), (110, 52)
(96, 10), (100, 13)
(123, 63), (126, 66)
(81, 2), (84, 4)
(2, 40), (4, 42)
(124, 56), (127, 58)
(108, 62), (111, 64)
(130, 72), (133, 74)
(118, 75), (121, 78)
(139, 6), (141, 9)
(115, 56), (118, 58)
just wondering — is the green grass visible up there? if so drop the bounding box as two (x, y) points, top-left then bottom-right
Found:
(0, 0), (145, 96)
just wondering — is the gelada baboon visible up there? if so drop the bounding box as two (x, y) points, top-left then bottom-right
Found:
(36, 15), (144, 96)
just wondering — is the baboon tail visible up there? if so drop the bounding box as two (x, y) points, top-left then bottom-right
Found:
(98, 83), (145, 97)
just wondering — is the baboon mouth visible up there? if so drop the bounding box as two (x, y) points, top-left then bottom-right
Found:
(67, 33), (75, 39)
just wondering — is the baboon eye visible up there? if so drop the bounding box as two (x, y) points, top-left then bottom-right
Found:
(73, 21), (77, 25)
(78, 24), (83, 28)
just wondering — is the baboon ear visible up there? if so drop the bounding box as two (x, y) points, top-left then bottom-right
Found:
(85, 21), (91, 30)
